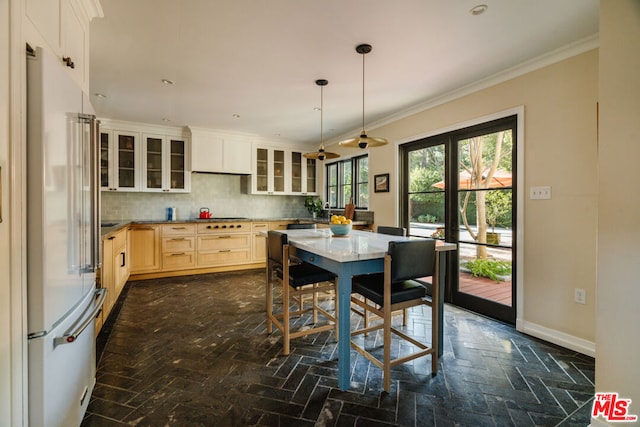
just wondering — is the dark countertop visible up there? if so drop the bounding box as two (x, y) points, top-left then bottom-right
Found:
(101, 217), (369, 238)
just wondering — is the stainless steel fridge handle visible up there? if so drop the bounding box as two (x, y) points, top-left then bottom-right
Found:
(54, 288), (107, 347)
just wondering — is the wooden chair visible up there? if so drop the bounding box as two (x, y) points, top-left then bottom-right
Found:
(286, 223), (316, 264)
(350, 239), (439, 392)
(266, 230), (338, 355)
(357, 225), (409, 331)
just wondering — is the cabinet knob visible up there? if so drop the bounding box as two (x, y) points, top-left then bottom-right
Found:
(62, 56), (75, 69)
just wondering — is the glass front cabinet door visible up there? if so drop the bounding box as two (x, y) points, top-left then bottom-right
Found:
(306, 157), (317, 194)
(100, 130), (140, 192)
(251, 147), (318, 195)
(100, 130), (113, 190)
(141, 134), (190, 193)
(252, 147), (286, 194)
(290, 151), (317, 195)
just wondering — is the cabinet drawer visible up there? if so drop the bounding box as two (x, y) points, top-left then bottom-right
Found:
(162, 224), (196, 235)
(197, 249), (251, 267)
(112, 229), (127, 250)
(269, 221), (290, 230)
(251, 222), (268, 231)
(162, 252), (196, 270)
(197, 234), (250, 251)
(162, 236), (196, 252)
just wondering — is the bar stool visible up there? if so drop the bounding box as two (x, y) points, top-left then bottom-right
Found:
(266, 231), (338, 355)
(350, 239), (439, 392)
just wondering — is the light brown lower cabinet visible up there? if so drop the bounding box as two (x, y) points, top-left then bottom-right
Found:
(196, 222), (251, 267)
(161, 224), (196, 270)
(129, 224), (161, 274)
(252, 222), (268, 262)
(97, 226), (130, 334)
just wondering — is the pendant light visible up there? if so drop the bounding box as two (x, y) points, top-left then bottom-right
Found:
(303, 79), (340, 161)
(339, 43), (388, 149)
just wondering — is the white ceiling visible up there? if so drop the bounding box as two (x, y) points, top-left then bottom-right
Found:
(90, 0), (599, 147)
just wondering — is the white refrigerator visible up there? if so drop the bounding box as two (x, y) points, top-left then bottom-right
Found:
(26, 46), (106, 427)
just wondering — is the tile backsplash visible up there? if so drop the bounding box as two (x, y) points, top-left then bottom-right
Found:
(101, 173), (312, 221)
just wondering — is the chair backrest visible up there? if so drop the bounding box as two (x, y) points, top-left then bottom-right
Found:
(377, 225), (406, 236)
(388, 239), (436, 281)
(287, 223), (317, 230)
(267, 230), (288, 265)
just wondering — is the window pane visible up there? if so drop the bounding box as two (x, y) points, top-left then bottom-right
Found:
(325, 155), (368, 209)
(358, 182), (368, 207)
(458, 189), (512, 247)
(409, 192), (444, 238)
(407, 145), (445, 236)
(328, 164), (337, 186)
(356, 156), (368, 207)
(341, 162), (352, 207)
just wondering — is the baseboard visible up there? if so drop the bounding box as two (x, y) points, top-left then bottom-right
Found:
(516, 319), (596, 357)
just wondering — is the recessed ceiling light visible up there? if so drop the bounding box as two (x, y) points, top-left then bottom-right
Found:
(162, 118), (171, 122)
(94, 93), (107, 98)
(232, 114), (240, 118)
(161, 79), (174, 85)
(313, 107), (321, 111)
(470, 4), (488, 16)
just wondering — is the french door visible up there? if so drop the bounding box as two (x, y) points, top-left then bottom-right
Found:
(400, 115), (517, 324)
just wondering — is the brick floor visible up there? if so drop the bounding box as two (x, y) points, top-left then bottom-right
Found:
(82, 269), (594, 426)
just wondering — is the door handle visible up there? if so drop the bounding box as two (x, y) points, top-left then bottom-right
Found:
(54, 288), (107, 347)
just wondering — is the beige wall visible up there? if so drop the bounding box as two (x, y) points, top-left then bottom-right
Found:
(1, 0), (12, 424)
(595, 0), (640, 422)
(331, 49), (599, 349)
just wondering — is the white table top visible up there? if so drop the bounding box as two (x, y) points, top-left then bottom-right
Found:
(278, 229), (456, 263)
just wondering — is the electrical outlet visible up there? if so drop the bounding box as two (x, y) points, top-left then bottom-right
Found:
(574, 288), (586, 305)
(530, 186), (552, 200)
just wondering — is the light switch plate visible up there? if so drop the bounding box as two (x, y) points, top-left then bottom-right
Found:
(530, 186), (552, 200)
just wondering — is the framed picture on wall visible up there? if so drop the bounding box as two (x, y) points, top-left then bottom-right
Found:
(374, 173), (389, 193)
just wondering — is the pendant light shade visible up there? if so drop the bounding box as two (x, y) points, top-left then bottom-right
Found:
(339, 44), (388, 149)
(304, 79), (340, 161)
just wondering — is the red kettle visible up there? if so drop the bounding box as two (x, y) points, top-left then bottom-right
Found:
(199, 208), (211, 219)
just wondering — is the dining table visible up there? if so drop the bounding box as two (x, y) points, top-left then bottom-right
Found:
(273, 228), (456, 391)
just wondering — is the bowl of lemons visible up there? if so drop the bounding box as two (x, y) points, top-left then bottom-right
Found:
(329, 215), (352, 236)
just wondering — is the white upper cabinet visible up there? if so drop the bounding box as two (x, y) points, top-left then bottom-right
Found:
(249, 146), (318, 195)
(100, 129), (140, 192)
(189, 127), (253, 175)
(290, 151), (318, 195)
(100, 120), (191, 193)
(141, 134), (190, 193)
(25, 0), (102, 93)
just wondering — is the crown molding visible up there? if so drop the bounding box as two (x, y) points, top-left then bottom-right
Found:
(329, 33), (600, 145)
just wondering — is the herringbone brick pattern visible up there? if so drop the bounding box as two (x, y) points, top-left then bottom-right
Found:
(82, 270), (594, 426)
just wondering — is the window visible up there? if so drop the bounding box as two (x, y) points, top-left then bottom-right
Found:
(326, 155), (368, 209)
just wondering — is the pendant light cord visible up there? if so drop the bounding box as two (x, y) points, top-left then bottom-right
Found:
(361, 52), (366, 134)
(320, 84), (324, 147)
